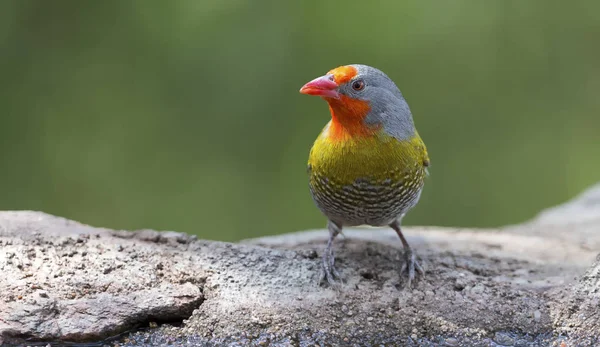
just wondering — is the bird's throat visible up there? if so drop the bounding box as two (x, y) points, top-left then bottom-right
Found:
(326, 96), (375, 141)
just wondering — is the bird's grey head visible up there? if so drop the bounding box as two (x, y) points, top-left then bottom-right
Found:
(299, 64), (417, 140)
(340, 64), (416, 140)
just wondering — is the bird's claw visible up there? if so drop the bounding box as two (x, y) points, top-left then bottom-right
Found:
(400, 248), (424, 288)
(320, 248), (342, 286)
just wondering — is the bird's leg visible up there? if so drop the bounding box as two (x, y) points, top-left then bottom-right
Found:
(390, 220), (424, 287)
(320, 220), (342, 285)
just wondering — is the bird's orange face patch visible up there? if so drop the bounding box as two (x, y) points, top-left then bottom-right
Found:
(303, 65), (376, 141)
(327, 65), (358, 85)
(326, 95), (376, 141)
(317, 65), (375, 141)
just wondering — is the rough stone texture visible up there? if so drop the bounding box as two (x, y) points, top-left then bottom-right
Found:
(552, 254), (600, 340)
(0, 217), (205, 344)
(1, 184), (600, 346)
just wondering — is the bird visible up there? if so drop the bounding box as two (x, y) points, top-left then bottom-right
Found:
(299, 64), (430, 287)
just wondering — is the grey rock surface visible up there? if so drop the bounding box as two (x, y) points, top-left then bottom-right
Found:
(553, 254), (600, 340)
(0, 215), (205, 344)
(0, 184), (599, 346)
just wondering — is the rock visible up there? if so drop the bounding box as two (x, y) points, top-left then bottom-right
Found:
(533, 182), (600, 226)
(552, 254), (600, 341)
(0, 212), (204, 344)
(0, 183), (600, 346)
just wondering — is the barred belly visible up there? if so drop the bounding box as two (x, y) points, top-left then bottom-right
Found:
(309, 168), (425, 227)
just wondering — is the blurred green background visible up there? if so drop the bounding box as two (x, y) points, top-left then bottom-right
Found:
(1, 1), (599, 241)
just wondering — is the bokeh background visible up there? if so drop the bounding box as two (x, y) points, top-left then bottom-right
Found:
(1, 1), (599, 241)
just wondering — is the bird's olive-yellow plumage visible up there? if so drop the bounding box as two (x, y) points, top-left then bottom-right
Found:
(308, 124), (428, 226)
(309, 124), (428, 186)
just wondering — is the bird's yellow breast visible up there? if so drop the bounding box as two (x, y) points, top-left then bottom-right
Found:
(308, 122), (429, 187)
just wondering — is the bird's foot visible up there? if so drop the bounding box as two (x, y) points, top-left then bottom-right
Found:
(399, 248), (424, 288)
(319, 248), (342, 286)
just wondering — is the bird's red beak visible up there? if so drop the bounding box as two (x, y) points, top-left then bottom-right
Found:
(299, 74), (340, 99)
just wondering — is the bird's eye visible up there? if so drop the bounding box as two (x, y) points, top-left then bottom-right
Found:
(351, 80), (365, 91)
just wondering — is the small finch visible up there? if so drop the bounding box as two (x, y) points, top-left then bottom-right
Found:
(300, 64), (430, 287)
